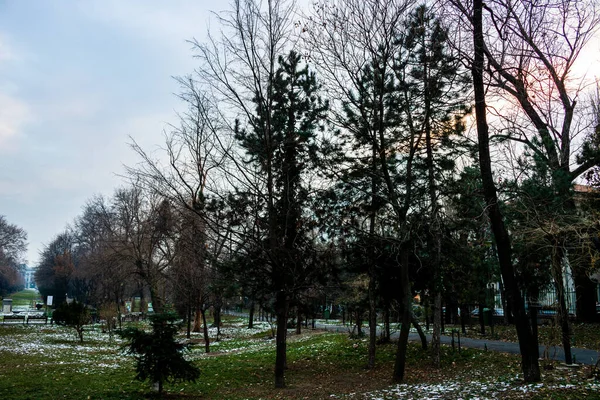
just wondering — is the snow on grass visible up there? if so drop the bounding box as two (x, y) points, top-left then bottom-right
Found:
(0, 324), (129, 372)
(333, 378), (600, 399)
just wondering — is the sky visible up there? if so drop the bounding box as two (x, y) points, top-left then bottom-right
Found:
(0, 1), (219, 266)
(0, 1), (598, 267)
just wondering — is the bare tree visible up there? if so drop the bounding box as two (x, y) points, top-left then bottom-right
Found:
(450, 0), (600, 368)
(449, 0), (545, 382)
(103, 186), (176, 314)
(0, 215), (27, 262)
(126, 65), (234, 341)
(188, 0), (313, 389)
(303, 0), (425, 380)
(0, 215), (27, 296)
(126, 77), (229, 220)
(74, 196), (135, 322)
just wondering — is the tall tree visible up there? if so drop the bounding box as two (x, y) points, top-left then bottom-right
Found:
(233, 49), (327, 387)
(304, 0), (419, 380)
(127, 80), (228, 340)
(36, 231), (76, 306)
(106, 187), (176, 314)
(190, 0), (331, 387)
(467, 0), (541, 382)
(398, 4), (470, 367)
(0, 215), (27, 296)
(468, 0), (599, 325)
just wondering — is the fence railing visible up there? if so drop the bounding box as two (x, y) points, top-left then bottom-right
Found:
(523, 289), (577, 315)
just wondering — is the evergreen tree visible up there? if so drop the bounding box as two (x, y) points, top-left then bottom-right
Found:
(398, 4), (470, 367)
(52, 301), (90, 343)
(119, 313), (200, 395)
(234, 50), (328, 387)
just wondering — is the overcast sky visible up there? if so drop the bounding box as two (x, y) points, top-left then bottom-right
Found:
(0, 1), (219, 266)
(1, 1), (598, 267)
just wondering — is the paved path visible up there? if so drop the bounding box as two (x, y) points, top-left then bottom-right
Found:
(225, 313), (598, 366)
(313, 322), (599, 366)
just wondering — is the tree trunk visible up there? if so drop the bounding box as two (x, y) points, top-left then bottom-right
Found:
(186, 304), (192, 339)
(384, 307), (391, 342)
(193, 303), (202, 333)
(552, 243), (572, 364)
(425, 296), (430, 332)
(296, 307), (302, 335)
(527, 290), (539, 360)
(432, 291), (442, 367)
(499, 278), (511, 325)
(248, 301), (255, 329)
(440, 302), (445, 334)
(444, 297), (453, 324)
(355, 310), (363, 336)
(115, 293), (122, 330)
(573, 267), (598, 323)
(392, 250), (412, 382)
(212, 300), (222, 328)
(411, 313), (427, 350)
(367, 131), (379, 369)
(368, 266), (377, 369)
(478, 302), (486, 335)
(201, 308), (210, 353)
(274, 291), (289, 388)
(472, 0), (540, 382)
(147, 275), (163, 315)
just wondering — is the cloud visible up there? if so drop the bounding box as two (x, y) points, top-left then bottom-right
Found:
(0, 33), (17, 62)
(0, 32), (29, 150)
(78, 0), (212, 46)
(0, 93), (30, 150)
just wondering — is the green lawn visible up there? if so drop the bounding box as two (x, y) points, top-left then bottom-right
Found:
(1, 317), (599, 399)
(3, 289), (43, 307)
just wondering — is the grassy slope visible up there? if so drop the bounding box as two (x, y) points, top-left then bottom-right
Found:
(3, 289), (43, 307)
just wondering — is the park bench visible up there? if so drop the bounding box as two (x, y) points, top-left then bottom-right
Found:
(0, 313), (48, 325)
(1, 314), (26, 324)
(26, 314), (48, 324)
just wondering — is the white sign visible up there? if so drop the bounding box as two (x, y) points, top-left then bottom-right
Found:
(47, 296), (53, 306)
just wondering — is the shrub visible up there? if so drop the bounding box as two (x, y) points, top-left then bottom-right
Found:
(118, 313), (200, 395)
(52, 301), (90, 343)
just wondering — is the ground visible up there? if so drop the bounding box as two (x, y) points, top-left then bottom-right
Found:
(1, 314), (599, 399)
(1, 291), (599, 399)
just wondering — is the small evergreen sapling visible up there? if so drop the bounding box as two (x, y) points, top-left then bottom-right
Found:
(119, 313), (200, 395)
(52, 301), (90, 343)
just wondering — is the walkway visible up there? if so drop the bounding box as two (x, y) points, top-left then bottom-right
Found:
(314, 322), (599, 366)
(225, 312), (598, 366)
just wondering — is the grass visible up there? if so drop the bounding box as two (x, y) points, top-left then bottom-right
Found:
(3, 289), (43, 307)
(1, 316), (600, 399)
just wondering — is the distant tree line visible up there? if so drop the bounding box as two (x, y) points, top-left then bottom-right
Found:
(0, 215), (27, 297)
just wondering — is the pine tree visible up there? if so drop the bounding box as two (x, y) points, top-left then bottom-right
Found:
(235, 50), (327, 387)
(398, 4), (470, 368)
(119, 313), (200, 395)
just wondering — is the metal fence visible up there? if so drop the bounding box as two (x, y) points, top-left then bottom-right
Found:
(533, 289), (577, 315)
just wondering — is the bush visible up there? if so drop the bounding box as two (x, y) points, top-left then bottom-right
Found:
(118, 313), (200, 395)
(52, 301), (90, 343)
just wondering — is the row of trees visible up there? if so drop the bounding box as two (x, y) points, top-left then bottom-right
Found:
(0, 215), (27, 296)
(36, 0), (600, 387)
